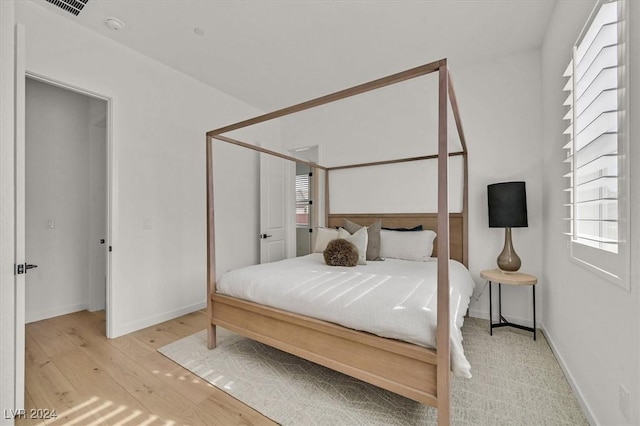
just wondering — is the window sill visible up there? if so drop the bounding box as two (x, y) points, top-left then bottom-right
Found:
(568, 252), (630, 292)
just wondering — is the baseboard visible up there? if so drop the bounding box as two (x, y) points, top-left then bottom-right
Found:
(110, 301), (207, 338)
(88, 303), (106, 312)
(540, 323), (597, 426)
(26, 302), (89, 324)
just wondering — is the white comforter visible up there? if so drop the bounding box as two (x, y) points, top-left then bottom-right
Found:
(217, 253), (475, 377)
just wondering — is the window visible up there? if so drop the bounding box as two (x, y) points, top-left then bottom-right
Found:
(295, 173), (311, 227)
(563, 0), (629, 288)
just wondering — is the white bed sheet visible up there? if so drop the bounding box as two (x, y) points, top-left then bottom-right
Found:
(217, 253), (475, 378)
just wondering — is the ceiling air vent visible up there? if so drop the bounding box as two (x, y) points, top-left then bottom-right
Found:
(45, 0), (89, 16)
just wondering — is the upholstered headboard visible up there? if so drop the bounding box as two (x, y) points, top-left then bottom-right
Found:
(327, 213), (466, 266)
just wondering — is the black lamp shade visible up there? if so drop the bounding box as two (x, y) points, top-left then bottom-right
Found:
(488, 182), (528, 228)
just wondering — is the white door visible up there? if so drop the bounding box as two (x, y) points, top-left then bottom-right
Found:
(14, 23), (26, 413)
(259, 153), (294, 263)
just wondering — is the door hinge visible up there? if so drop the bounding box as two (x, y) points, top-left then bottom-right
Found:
(308, 228), (313, 233)
(308, 172), (313, 177)
(15, 264), (25, 275)
(109, 246), (112, 252)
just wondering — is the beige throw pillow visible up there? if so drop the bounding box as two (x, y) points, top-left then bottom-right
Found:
(337, 227), (368, 265)
(344, 219), (382, 261)
(313, 227), (339, 253)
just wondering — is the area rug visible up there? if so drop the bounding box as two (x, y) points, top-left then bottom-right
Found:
(158, 317), (588, 425)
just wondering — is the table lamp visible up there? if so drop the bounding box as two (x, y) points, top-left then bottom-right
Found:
(488, 182), (528, 273)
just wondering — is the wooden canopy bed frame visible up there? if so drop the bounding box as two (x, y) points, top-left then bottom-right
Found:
(205, 58), (468, 425)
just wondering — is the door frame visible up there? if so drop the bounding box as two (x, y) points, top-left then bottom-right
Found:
(24, 71), (115, 338)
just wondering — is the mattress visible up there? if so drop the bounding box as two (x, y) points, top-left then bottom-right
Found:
(217, 253), (475, 378)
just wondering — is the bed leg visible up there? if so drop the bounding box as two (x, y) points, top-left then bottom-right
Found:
(437, 392), (451, 426)
(437, 369), (451, 426)
(207, 324), (217, 349)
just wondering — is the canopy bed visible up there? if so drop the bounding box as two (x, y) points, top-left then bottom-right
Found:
(205, 58), (469, 425)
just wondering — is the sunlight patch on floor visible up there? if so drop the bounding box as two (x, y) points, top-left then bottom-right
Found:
(41, 396), (179, 426)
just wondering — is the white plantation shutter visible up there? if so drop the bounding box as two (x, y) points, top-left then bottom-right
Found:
(562, 0), (629, 287)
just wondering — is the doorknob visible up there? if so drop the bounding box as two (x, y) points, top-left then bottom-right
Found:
(259, 234), (273, 239)
(15, 263), (38, 275)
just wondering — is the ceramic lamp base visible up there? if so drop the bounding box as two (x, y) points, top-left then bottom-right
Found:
(497, 227), (521, 273)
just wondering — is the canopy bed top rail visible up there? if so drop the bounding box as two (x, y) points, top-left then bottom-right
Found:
(447, 70), (468, 153)
(207, 59), (446, 137)
(211, 134), (328, 171)
(326, 151), (465, 171)
(209, 134), (466, 173)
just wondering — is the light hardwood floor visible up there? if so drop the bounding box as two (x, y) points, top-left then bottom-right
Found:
(18, 310), (275, 426)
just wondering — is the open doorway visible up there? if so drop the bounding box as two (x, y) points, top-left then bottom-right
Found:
(289, 146), (319, 257)
(295, 162), (313, 256)
(24, 77), (109, 333)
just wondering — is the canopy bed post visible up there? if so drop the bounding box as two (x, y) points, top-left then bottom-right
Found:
(436, 61), (451, 426)
(324, 169), (330, 226)
(206, 135), (217, 349)
(310, 166), (320, 244)
(447, 72), (469, 266)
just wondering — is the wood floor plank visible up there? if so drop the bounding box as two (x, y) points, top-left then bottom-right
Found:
(136, 350), (218, 404)
(127, 326), (184, 350)
(107, 333), (156, 361)
(110, 321), (273, 424)
(163, 310), (208, 334)
(69, 310), (106, 335)
(154, 318), (205, 340)
(123, 310), (207, 351)
(19, 311), (274, 426)
(25, 320), (76, 358)
(49, 348), (149, 412)
(22, 333), (107, 426)
(18, 391), (43, 426)
(49, 314), (217, 425)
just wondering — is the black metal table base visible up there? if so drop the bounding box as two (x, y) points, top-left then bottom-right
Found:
(489, 281), (536, 341)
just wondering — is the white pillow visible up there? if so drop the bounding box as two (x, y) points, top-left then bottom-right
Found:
(338, 227), (368, 265)
(380, 229), (437, 262)
(314, 227), (339, 253)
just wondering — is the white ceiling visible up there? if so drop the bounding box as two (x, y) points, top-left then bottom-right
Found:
(32, 0), (557, 112)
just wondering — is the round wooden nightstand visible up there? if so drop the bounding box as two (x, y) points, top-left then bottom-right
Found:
(480, 269), (538, 340)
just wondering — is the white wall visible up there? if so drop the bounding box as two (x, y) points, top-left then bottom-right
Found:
(541, 1), (640, 424)
(212, 140), (260, 277)
(281, 74), (460, 165)
(25, 78), (106, 323)
(0, 0), (17, 421)
(16, 1), (273, 337)
(455, 50), (543, 326)
(280, 71), (465, 214)
(281, 50), (544, 325)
